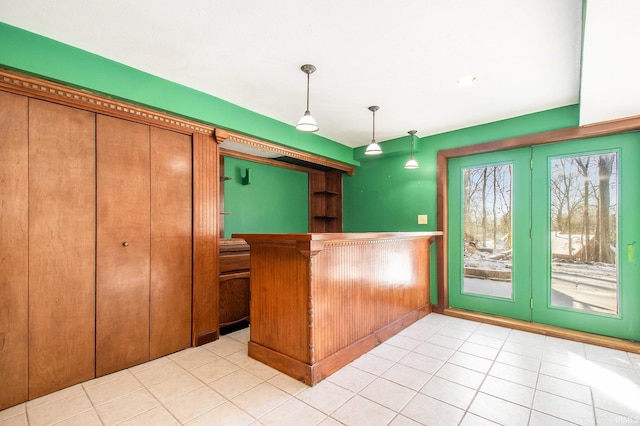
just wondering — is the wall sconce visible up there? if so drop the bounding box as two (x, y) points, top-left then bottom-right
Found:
(404, 130), (419, 169)
(364, 105), (383, 155)
(296, 64), (319, 132)
(241, 168), (251, 185)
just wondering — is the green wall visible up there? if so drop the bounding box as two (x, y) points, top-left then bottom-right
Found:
(343, 105), (580, 303)
(223, 157), (308, 237)
(2, 22), (590, 307)
(0, 23), (357, 167)
(344, 105), (580, 232)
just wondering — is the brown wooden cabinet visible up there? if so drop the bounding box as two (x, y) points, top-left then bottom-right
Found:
(309, 170), (343, 232)
(0, 71), (220, 409)
(219, 239), (250, 332)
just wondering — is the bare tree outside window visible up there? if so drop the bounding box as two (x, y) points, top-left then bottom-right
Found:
(549, 153), (618, 315)
(462, 164), (513, 299)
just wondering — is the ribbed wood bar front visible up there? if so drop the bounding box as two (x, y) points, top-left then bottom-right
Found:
(233, 232), (442, 386)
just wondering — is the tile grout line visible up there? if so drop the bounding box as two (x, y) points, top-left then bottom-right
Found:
(8, 315), (640, 425)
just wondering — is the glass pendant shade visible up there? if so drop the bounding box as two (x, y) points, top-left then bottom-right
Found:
(296, 110), (318, 132)
(404, 157), (419, 169)
(365, 105), (382, 155)
(365, 141), (383, 155)
(404, 130), (419, 169)
(297, 64), (318, 132)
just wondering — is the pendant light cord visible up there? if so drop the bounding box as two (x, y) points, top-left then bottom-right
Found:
(371, 108), (376, 143)
(306, 72), (310, 112)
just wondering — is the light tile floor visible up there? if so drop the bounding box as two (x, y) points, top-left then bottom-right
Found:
(2, 313), (640, 425)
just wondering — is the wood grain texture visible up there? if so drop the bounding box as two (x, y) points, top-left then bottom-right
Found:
(96, 115), (151, 376)
(219, 252), (250, 273)
(149, 127), (193, 359)
(219, 240), (250, 331)
(236, 232), (441, 385)
(216, 128), (355, 175)
(192, 132), (219, 345)
(219, 273), (250, 329)
(312, 238), (430, 361)
(28, 99), (96, 398)
(247, 242), (311, 364)
(435, 150), (449, 313)
(308, 171), (343, 233)
(0, 91), (29, 409)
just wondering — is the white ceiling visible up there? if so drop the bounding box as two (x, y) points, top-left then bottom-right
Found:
(0, 0), (583, 148)
(579, 0), (640, 126)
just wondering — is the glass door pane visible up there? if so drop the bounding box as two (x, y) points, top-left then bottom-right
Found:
(532, 134), (640, 340)
(462, 164), (513, 299)
(549, 153), (618, 315)
(448, 148), (531, 321)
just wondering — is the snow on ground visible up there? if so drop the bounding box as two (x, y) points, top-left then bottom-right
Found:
(464, 250), (511, 271)
(462, 253), (617, 314)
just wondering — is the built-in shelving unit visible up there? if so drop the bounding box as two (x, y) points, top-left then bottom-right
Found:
(309, 171), (343, 232)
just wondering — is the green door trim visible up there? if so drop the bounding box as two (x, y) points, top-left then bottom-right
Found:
(448, 148), (532, 321)
(447, 134), (640, 340)
(531, 135), (640, 340)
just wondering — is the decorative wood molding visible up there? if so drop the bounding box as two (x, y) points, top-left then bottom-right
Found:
(219, 147), (318, 175)
(192, 132), (220, 346)
(215, 128), (355, 175)
(0, 70), (354, 176)
(308, 293), (315, 365)
(297, 241), (324, 259)
(0, 68), (214, 136)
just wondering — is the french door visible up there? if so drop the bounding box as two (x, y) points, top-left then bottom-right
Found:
(448, 135), (640, 340)
(448, 148), (532, 321)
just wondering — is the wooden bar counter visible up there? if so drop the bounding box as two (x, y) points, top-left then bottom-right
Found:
(232, 232), (441, 385)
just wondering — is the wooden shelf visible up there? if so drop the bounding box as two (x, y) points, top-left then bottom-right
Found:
(309, 171), (343, 233)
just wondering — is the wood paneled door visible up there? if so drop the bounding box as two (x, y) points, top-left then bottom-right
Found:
(149, 127), (192, 359)
(28, 99), (97, 399)
(96, 115), (152, 376)
(96, 115), (192, 376)
(0, 71), (217, 409)
(0, 90), (29, 408)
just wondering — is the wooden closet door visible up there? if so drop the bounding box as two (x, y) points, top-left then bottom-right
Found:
(149, 127), (192, 359)
(28, 99), (96, 399)
(0, 91), (29, 409)
(96, 115), (150, 376)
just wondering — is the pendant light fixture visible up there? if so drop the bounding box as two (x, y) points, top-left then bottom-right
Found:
(404, 130), (419, 169)
(296, 64), (319, 132)
(364, 105), (383, 155)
